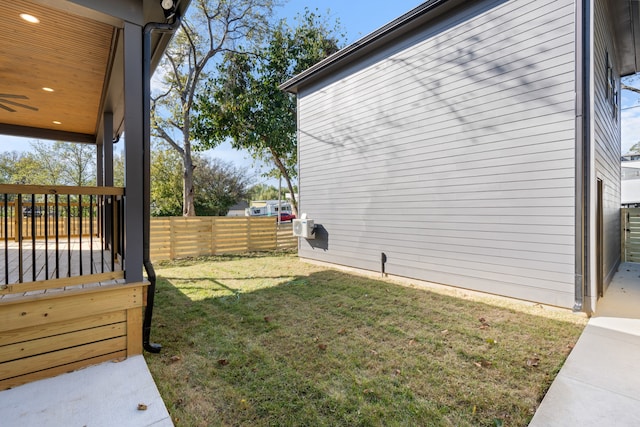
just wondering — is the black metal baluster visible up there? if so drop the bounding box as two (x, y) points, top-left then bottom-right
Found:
(90, 195), (94, 274)
(44, 194), (49, 280)
(67, 195), (71, 277)
(31, 196), (36, 282)
(17, 194), (23, 283)
(79, 196), (83, 276)
(111, 197), (116, 273)
(4, 194), (8, 285)
(100, 196), (105, 274)
(55, 194), (59, 279)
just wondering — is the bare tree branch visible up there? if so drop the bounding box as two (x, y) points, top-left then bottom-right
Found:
(152, 0), (276, 216)
(622, 83), (640, 96)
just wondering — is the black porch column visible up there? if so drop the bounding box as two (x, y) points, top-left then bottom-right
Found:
(103, 111), (114, 247)
(123, 21), (144, 283)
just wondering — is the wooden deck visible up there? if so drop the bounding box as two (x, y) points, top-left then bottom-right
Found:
(0, 237), (123, 299)
(0, 235), (140, 390)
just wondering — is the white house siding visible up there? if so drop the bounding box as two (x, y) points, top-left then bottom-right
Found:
(297, 0), (577, 307)
(592, 0), (621, 289)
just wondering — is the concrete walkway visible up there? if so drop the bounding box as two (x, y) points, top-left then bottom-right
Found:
(0, 355), (173, 427)
(530, 262), (640, 426)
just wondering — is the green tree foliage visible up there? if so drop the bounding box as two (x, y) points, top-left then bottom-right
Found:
(55, 142), (96, 187)
(628, 142), (640, 154)
(247, 183), (279, 202)
(0, 152), (21, 184)
(150, 148), (183, 216)
(113, 152), (125, 187)
(193, 10), (343, 215)
(194, 157), (252, 216)
(0, 141), (95, 186)
(150, 146), (251, 216)
(0, 152), (40, 185)
(151, 0), (276, 216)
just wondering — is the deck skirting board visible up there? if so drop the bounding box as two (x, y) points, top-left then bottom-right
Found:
(0, 282), (147, 390)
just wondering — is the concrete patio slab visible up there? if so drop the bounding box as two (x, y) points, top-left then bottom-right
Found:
(529, 262), (640, 426)
(0, 355), (172, 427)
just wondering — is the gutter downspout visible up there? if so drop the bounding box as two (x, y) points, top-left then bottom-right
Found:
(574, 0), (590, 313)
(142, 13), (182, 353)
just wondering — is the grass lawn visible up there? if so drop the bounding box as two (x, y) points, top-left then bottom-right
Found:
(146, 253), (586, 427)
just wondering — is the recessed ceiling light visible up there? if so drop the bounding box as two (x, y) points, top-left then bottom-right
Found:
(42, 87), (54, 92)
(52, 121), (62, 125)
(20, 13), (40, 24)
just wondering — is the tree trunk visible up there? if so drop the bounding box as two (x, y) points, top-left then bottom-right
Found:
(269, 148), (298, 217)
(182, 125), (196, 216)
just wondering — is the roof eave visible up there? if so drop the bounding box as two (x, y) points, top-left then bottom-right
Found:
(280, 0), (459, 94)
(612, 0), (640, 77)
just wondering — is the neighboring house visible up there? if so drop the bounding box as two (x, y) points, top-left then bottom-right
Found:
(227, 200), (250, 216)
(0, 0), (190, 389)
(282, 0), (640, 313)
(621, 156), (640, 206)
(247, 200), (293, 216)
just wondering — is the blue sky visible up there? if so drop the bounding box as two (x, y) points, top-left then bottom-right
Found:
(622, 80), (640, 153)
(205, 0), (426, 180)
(0, 0), (424, 186)
(3, 0), (640, 179)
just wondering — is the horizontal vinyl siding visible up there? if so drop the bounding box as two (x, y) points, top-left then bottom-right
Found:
(593, 0), (621, 288)
(297, 0), (576, 308)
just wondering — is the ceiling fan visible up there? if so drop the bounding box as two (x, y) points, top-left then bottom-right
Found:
(0, 94), (38, 113)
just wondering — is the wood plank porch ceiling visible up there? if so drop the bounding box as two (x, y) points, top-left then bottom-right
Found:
(1, 1), (114, 140)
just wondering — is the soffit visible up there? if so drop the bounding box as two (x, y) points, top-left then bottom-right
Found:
(1, 0), (114, 141)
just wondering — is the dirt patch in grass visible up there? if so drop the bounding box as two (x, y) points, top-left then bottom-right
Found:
(146, 253), (586, 427)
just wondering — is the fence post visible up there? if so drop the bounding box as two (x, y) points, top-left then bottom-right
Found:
(169, 217), (176, 260)
(622, 209), (626, 263)
(209, 217), (215, 255)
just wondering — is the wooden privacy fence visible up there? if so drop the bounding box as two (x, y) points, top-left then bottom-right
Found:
(150, 217), (297, 261)
(622, 208), (640, 262)
(0, 202), (101, 240)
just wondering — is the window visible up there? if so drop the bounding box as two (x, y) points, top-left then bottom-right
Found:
(605, 51), (618, 119)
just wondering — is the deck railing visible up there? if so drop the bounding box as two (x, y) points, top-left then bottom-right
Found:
(0, 184), (125, 290)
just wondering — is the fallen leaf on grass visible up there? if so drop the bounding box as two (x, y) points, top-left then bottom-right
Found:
(318, 343), (327, 351)
(478, 317), (490, 329)
(264, 316), (271, 322)
(169, 355), (181, 363)
(218, 359), (229, 366)
(526, 357), (540, 367)
(408, 339), (417, 346)
(392, 369), (401, 376)
(474, 360), (492, 368)
(137, 403), (148, 411)
(337, 328), (347, 335)
(440, 330), (449, 335)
